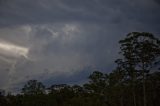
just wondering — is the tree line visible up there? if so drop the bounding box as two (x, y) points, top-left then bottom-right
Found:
(0, 32), (160, 106)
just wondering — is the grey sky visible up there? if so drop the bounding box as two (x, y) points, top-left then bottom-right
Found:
(0, 0), (160, 92)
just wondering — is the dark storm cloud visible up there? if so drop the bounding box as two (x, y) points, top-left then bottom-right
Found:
(154, 0), (160, 5)
(0, 0), (159, 27)
(0, 0), (160, 91)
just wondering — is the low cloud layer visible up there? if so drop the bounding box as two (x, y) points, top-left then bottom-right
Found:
(0, 0), (160, 92)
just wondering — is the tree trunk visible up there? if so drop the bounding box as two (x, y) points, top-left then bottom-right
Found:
(143, 71), (146, 106)
(132, 67), (136, 106)
(132, 81), (136, 106)
(133, 91), (136, 106)
(120, 96), (123, 106)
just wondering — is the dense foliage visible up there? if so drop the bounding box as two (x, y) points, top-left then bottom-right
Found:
(0, 32), (160, 106)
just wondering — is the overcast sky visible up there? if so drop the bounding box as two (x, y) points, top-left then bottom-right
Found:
(0, 0), (160, 92)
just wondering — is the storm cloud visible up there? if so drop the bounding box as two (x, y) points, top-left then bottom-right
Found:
(0, 0), (160, 92)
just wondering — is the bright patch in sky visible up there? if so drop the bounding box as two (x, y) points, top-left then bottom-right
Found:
(0, 40), (29, 59)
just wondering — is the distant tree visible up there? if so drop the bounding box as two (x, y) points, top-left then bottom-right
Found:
(0, 89), (5, 96)
(21, 80), (45, 95)
(83, 71), (111, 106)
(84, 71), (107, 94)
(71, 85), (84, 95)
(0, 89), (7, 106)
(107, 59), (126, 106)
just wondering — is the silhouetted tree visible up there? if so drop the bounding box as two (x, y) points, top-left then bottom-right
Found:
(0, 89), (7, 106)
(119, 32), (160, 106)
(21, 80), (45, 95)
(84, 71), (107, 94)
